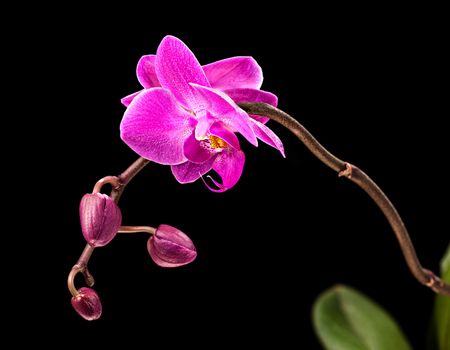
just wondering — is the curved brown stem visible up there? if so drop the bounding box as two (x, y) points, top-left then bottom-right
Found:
(111, 157), (150, 202)
(92, 176), (121, 194)
(67, 244), (95, 296)
(68, 158), (150, 296)
(239, 102), (450, 297)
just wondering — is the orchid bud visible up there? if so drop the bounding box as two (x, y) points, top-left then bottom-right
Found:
(147, 224), (197, 267)
(80, 193), (122, 247)
(71, 287), (102, 321)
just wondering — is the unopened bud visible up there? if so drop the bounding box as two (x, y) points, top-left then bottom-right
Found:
(147, 224), (197, 267)
(80, 193), (122, 247)
(71, 287), (102, 321)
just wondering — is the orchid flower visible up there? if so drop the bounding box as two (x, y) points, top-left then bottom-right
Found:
(121, 37), (278, 124)
(120, 36), (284, 192)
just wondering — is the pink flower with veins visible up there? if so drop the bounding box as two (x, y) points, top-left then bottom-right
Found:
(120, 35), (284, 192)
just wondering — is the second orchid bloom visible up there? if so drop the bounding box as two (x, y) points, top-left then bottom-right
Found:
(120, 35), (284, 192)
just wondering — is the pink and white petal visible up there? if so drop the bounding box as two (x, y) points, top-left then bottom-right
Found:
(137, 55), (160, 88)
(249, 114), (270, 124)
(249, 118), (285, 157)
(121, 90), (143, 107)
(120, 88), (193, 165)
(209, 122), (240, 150)
(189, 83), (257, 146)
(203, 57), (263, 90)
(205, 149), (245, 192)
(171, 155), (218, 184)
(223, 88), (278, 106)
(183, 132), (214, 164)
(155, 36), (210, 112)
(224, 88), (278, 124)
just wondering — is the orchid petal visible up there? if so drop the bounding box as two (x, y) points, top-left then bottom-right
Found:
(249, 115), (270, 124)
(120, 88), (193, 165)
(223, 88), (278, 106)
(189, 83), (257, 146)
(249, 118), (285, 157)
(155, 36), (210, 111)
(171, 155), (218, 184)
(203, 57), (263, 90)
(237, 107), (270, 124)
(224, 88), (278, 124)
(121, 90), (143, 107)
(209, 122), (240, 150)
(137, 55), (160, 88)
(183, 132), (214, 164)
(205, 149), (245, 192)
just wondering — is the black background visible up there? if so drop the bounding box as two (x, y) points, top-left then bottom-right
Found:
(17, 5), (448, 348)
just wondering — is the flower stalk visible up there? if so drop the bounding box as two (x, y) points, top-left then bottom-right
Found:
(68, 102), (450, 312)
(67, 158), (150, 297)
(68, 34), (449, 321)
(67, 244), (95, 297)
(239, 102), (450, 296)
(118, 226), (156, 235)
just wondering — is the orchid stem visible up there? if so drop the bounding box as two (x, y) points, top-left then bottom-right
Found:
(118, 226), (156, 235)
(67, 244), (95, 297)
(111, 157), (151, 202)
(69, 102), (450, 297)
(92, 176), (121, 194)
(239, 102), (450, 297)
(68, 157), (151, 296)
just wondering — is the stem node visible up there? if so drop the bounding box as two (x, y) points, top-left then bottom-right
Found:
(338, 163), (353, 179)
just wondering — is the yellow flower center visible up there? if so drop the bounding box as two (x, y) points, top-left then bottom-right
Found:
(209, 136), (227, 149)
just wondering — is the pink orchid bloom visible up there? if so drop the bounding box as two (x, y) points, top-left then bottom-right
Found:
(120, 35), (284, 192)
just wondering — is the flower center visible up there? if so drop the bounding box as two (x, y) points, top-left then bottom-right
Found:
(209, 136), (227, 149)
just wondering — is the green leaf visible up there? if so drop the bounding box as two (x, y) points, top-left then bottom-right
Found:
(441, 244), (450, 277)
(313, 285), (412, 350)
(434, 244), (450, 350)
